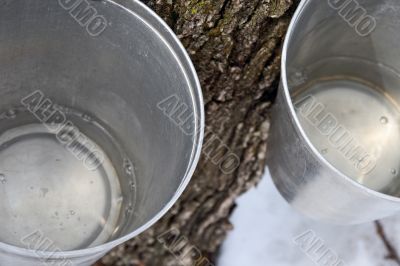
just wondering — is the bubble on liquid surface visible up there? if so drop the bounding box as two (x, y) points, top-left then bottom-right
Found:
(380, 116), (389, 124)
(321, 148), (328, 155)
(391, 168), (397, 175)
(0, 174), (7, 184)
(123, 159), (134, 176)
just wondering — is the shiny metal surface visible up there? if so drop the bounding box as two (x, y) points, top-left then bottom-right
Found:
(268, 0), (400, 224)
(0, 0), (203, 265)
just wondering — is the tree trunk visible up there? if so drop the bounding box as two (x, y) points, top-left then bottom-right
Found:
(99, 0), (298, 265)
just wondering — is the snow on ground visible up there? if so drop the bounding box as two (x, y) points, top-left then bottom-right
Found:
(218, 168), (400, 266)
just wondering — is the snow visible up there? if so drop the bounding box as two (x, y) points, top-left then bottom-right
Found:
(218, 168), (400, 266)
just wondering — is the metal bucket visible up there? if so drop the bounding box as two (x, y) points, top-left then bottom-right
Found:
(0, 0), (203, 264)
(268, 0), (400, 224)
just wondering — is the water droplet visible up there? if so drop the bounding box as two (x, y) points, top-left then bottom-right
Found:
(123, 159), (134, 176)
(129, 181), (136, 191)
(0, 174), (7, 184)
(81, 114), (92, 122)
(391, 168), (397, 175)
(4, 109), (16, 119)
(380, 116), (388, 124)
(321, 148), (328, 155)
(70, 210), (75, 215)
(125, 205), (134, 215)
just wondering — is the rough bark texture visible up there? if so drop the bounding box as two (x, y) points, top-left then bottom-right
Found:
(98, 0), (298, 265)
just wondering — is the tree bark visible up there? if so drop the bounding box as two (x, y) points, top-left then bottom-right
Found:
(99, 0), (298, 265)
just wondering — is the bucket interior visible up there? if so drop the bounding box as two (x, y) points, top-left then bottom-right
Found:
(0, 0), (201, 251)
(285, 0), (400, 196)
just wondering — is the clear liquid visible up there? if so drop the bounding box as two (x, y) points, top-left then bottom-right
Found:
(292, 58), (400, 196)
(0, 106), (136, 251)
